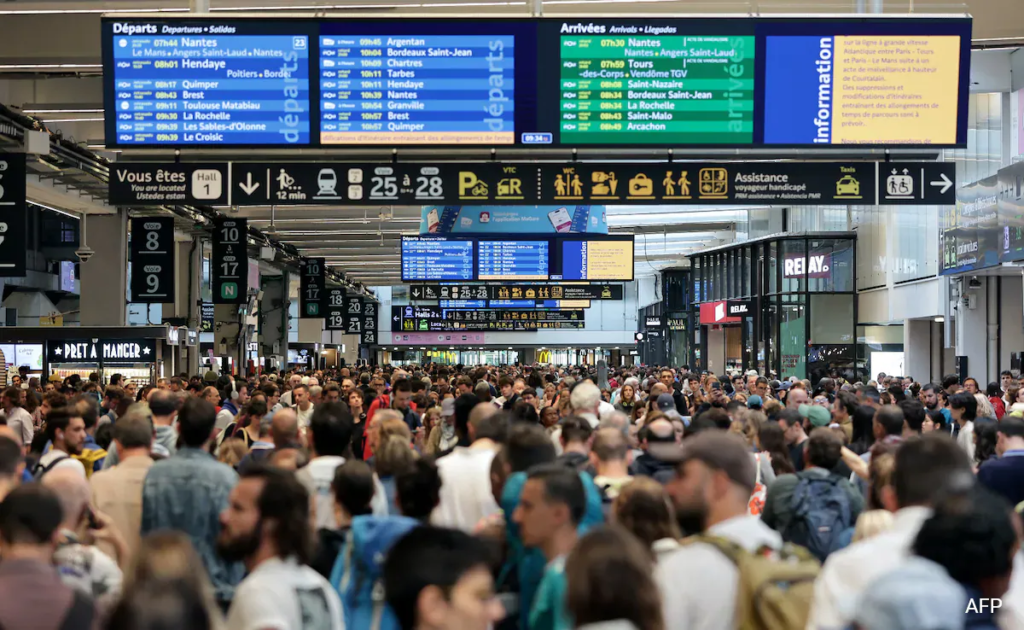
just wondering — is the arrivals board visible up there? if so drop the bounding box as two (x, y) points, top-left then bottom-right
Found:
(410, 283), (623, 301)
(391, 305), (585, 332)
(102, 17), (971, 149)
(105, 21), (312, 145)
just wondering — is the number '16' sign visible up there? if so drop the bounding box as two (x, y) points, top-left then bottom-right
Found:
(300, 258), (326, 318)
(130, 217), (175, 304)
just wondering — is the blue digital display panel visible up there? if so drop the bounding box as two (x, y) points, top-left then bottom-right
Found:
(439, 300), (488, 308)
(477, 240), (549, 280)
(319, 34), (515, 145)
(106, 22), (312, 145)
(401, 237), (474, 282)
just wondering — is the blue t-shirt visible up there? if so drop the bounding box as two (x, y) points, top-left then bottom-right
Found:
(529, 556), (571, 630)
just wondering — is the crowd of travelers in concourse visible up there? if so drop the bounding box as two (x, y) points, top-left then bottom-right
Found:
(0, 361), (1021, 630)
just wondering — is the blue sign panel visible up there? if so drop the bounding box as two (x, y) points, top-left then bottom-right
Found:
(319, 34), (515, 145)
(477, 240), (549, 280)
(401, 237), (474, 282)
(105, 21), (311, 145)
(420, 205), (607, 235)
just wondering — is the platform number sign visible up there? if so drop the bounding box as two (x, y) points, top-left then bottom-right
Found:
(0, 154), (26, 277)
(360, 329), (377, 345)
(362, 300), (377, 332)
(130, 217), (175, 303)
(212, 218), (247, 304)
(300, 258), (325, 318)
(325, 287), (346, 331)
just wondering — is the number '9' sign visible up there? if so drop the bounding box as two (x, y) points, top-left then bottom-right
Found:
(131, 217), (175, 304)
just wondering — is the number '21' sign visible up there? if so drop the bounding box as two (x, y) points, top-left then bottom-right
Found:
(300, 258), (326, 318)
(130, 217), (175, 304)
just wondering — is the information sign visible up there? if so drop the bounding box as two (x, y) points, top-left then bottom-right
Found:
(299, 258), (325, 318)
(130, 217), (175, 303)
(477, 240), (549, 280)
(401, 237), (474, 282)
(325, 287), (346, 330)
(212, 218), (247, 304)
(410, 283), (623, 301)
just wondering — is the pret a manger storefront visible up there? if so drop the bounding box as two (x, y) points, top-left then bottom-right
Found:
(688, 233), (857, 382)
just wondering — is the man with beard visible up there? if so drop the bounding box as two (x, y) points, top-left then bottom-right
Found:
(921, 383), (952, 428)
(34, 408), (87, 478)
(218, 464), (344, 630)
(654, 431), (783, 630)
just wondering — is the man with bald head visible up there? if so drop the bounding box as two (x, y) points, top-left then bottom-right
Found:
(43, 468), (125, 611)
(433, 403), (508, 531)
(629, 418), (677, 484)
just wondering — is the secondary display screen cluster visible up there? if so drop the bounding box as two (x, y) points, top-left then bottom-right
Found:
(102, 16), (971, 148)
(400, 235), (634, 282)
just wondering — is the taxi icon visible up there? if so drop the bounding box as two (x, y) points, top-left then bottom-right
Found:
(836, 175), (860, 197)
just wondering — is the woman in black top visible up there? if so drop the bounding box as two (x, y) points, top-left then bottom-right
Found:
(348, 389), (368, 460)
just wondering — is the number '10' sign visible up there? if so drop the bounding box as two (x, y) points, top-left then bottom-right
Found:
(300, 258), (326, 318)
(130, 217), (175, 304)
(212, 218), (247, 304)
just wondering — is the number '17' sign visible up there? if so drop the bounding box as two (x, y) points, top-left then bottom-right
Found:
(300, 258), (326, 318)
(212, 218), (247, 304)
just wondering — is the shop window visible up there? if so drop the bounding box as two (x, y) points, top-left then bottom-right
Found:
(780, 298), (806, 379)
(810, 294), (854, 344)
(807, 239), (855, 293)
(780, 240), (807, 293)
(807, 345), (858, 384)
(768, 242), (778, 294)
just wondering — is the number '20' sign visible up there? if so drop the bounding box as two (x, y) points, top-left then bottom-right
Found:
(130, 217), (175, 304)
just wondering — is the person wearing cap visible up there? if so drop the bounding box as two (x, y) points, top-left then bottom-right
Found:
(426, 398), (459, 455)
(746, 395), (763, 411)
(655, 431), (784, 630)
(629, 419), (678, 484)
(432, 403), (506, 532)
(761, 427), (863, 542)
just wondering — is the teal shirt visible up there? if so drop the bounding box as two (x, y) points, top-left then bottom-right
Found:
(529, 556), (571, 630)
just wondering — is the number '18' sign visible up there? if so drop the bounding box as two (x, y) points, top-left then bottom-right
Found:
(130, 217), (175, 303)
(300, 258), (326, 318)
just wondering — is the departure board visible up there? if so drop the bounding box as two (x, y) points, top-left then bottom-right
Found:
(477, 240), (549, 280)
(319, 34), (516, 145)
(107, 22), (311, 145)
(401, 237), (474, 282)
(559, 33), (755, 145)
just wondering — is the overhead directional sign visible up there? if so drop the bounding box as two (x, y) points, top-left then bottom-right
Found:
(299, 258), (325, 318)
(410, 283), (622, 301)
(130, 217), (175, 303)
(114, 161), (957, 207)
(109, 163), (229, 206)
(392, 305), (585, 332)
(0, 154), (26, 277)
(212, 218), (247, 304)
(325, 287), (346, 331)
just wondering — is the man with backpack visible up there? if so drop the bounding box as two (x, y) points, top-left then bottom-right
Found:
(34, 408), (87, 479)
(218, 464), (344, 630)
(656, 430), (818, 630)
(761, 428), (863, 561)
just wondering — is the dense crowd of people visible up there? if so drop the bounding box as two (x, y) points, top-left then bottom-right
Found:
(0, 363), (1021, 630)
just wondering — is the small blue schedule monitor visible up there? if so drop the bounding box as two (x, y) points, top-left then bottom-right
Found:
(103, 19), (313, 146)
(477, 240), (549, 281)
(401, 236), (474, 282)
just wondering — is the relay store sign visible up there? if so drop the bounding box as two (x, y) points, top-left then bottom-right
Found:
(46, 339), (157, 364)
(699, 300), (752, 324)
(783, 253), (832, 279)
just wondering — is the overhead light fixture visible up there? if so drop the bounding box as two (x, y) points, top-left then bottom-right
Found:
(0, 63), (102, 69)
(23, 108), (103, 114)
(934, 316), (945, 323)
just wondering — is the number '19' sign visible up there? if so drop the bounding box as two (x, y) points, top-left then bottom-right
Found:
(212, 218), (248, 304)
(130, 217), (175, 304)
(300, 258), (326, 318)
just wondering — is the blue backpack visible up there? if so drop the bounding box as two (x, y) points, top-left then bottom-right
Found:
(782, 473), (853, 562)
(330, 515), (419, 630)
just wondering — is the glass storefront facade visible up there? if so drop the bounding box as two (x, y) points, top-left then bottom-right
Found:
(687, 233), (857, 382)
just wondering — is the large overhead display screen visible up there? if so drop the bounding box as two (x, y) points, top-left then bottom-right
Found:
(102, 17), (970, 148)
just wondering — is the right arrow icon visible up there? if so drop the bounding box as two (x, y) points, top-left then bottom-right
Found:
(931, 172), (953, 194)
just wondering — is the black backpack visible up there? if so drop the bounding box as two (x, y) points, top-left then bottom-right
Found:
(32, 454), (69, 480)
(781, 473), (853, 562)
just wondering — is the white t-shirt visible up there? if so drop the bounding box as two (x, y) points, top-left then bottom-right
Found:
(54, 532), (123, 612)
(296, 404), (315, 428)
(36, 449), (86, 478)
(431, 445), (499, 531)
(226, 556), (345, 630)
(296, 456), (346, 530)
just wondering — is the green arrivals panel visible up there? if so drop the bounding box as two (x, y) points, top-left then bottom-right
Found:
(559, 35), (755, 145)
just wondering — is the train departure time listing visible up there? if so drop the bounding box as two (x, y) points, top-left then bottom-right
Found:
(319, 35), (515, 145)
(108, 22), (311, 145)
(102, 17), (971, 148)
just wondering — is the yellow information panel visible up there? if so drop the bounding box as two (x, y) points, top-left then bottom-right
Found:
(831, 36), (961, 144)
(584, 241), (633, 281)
